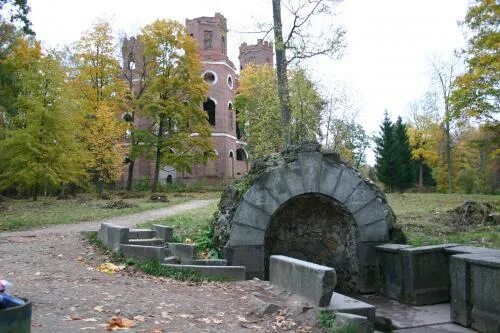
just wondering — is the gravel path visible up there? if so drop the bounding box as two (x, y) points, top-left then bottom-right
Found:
(0, 199), (217, 238)
(0, 200), (317, 332)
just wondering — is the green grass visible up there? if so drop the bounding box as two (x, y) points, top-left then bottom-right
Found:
(138, 201), (218, 242)
(0, 191), (220, 232)
(318, 310), (357, 333)
(387, 193), (500, 248)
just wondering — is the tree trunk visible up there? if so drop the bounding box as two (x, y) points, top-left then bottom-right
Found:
(151, 118), (165, 193)
(126, 159), (135, 191)
(444, 118), (453, 193)
(272, 0), (292, 149)
(418, 159), (424, 189)
(97, 181), (104, 198)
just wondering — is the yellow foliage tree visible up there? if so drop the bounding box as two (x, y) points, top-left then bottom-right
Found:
(72, 21), (128, 194)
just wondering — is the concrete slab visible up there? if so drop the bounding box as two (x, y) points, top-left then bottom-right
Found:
(326, 292), (376, 325)
(358, 294), (451, 329)
(128, 238), (163, 246)
(152, 225), (174, 242)
(270, 255), (336, 307)
(167, 243), (196, 261)
(394, 323), (476, 333)
(128, 229), (156, 239)
(119, 244), (167, 262)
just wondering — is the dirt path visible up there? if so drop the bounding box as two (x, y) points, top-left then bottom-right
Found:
(0, 201), (317, 332)
(0, 199), (217, 238)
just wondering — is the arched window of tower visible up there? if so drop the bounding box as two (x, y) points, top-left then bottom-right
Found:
(228, 102), (233, 110)
(227, 75), (233, 89)
(203, 30), (213, 50)
(203, 98), (216, 126)
(202, 70), (217, 84)
(236, 148), (247, 161)
(128, 61), (135, 70)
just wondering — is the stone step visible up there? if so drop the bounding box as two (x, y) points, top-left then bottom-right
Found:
(181, 259), (227, 266)
(325, 292), (375, 332)
(128, 229), (156, 239)
(128, 238), (164, 246)
(120, 244), (167, 263)
(167, 243), (196, 261)
(162, 263), (246, 281)
(164, 256), (180, 264)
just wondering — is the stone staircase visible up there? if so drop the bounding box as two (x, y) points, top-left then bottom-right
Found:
(97, 223), (245, 280)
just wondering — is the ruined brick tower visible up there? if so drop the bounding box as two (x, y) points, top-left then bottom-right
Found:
(239, 39), (274, 70)
(122, 13), (274, 184)
(183, 13), (249, 181)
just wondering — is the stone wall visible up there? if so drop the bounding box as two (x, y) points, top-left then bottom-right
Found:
(212, 141), (402, 292)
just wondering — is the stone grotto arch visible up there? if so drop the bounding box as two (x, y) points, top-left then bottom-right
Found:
(215, 142), (397, 293)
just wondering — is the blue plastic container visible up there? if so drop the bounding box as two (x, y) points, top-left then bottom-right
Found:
(0, 298), (31, 333)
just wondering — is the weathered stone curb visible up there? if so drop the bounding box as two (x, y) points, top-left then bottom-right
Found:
(326, 292), (375, 331)
(97, 223), (129, 253)
(269, 255), (336, 306)
(162, 263), (246, 281)
(120, 244), (167, 263)
(334, 312), (372, 333)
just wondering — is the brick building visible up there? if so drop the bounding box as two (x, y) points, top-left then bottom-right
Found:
(122, 13), (273, 184)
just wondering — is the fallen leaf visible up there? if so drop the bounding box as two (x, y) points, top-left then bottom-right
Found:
(237, 315), (248, 323)
(94, 305), (104, 313)
(68, 315), (83, 321)
(133, 315), (145, 322)
(106, 316), (136, 330)
(96, 263), (125, 275)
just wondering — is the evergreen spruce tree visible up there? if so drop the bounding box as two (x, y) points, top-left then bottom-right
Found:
(393, 116), (415, 191)
(375, 111), (397, 191)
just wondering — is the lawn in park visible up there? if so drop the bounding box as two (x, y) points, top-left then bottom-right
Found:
(0, 191), (219, 232)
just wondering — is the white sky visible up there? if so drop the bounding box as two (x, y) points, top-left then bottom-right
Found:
(28, 0), (469, 163)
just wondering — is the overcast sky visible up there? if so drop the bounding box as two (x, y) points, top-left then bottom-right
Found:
(29, 0), (469, 162)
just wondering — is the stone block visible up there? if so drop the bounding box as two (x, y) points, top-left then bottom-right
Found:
(243, 184), (281, 216)
(345, 181), (377, 214)
(450, 254), (500, 333)
(282, 161), (305, 197)
(152, 225), (174, 242)
(163, 256), (179, 264)
(269, 255), (336, 306)
(262, 169), (291, 205)
(334, 312), (372, 333)
(297, 151), (322, 193)
(326, 292), (376, 331)
(400, 244), (457, 305)
(98, 223), (129, 253)
(128, 238), (163, 246)
(231, 200), (270, 231)
(120, 244), (166, 262)
(376, 244), (413, 299)
(128, 229), (155, 239)
(182, 259), (227, 266)
(354, 199), (387, 227)
(358, 221), (389, 242)
(228, 223), (266, 246)
(224, 245), (264, 279)
(162, 264), (246, 281)
(332, 168), (362, 203)
(444, 245), (500, 257)
(318, 160), (342, 197)
(167, 243), (195, 261)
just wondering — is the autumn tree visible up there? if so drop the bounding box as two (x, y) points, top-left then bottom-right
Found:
(235, 64), (282, 158)
(272, 0), (346, 148)
(0, 0), (33, 34)
(0, 39), (87, 199)
(235, 64), (324, 159)
(323, 86), (370, 167)
(451, 0), (499, 121)
(430, 57), (460, 193)
(73, 21), (127, 195)
(407, 95), (440, 188)
(140, 19), (214, 193)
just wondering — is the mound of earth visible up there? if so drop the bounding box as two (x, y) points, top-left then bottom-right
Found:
(439, 201), (498, 231)
(102, 199), (137, 209)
